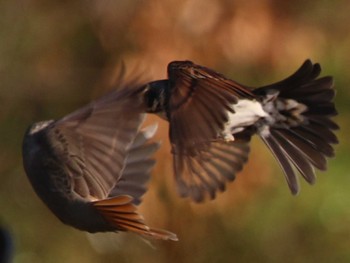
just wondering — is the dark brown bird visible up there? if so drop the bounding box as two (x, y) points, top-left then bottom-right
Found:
(22, 82), (177, 241)
(143, 60), (338, 202)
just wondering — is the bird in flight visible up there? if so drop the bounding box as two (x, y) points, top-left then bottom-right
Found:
(143, 60), (338, 202)
(22, 81), (178, 241)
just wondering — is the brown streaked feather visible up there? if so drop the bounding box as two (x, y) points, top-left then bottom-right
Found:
(173, 140), (250, 202)
(198, 74), (252, 99)
(187, 97), (217, 139)
(169, 61), (255, 98)
(199, 81), (239, 108)
(109, 125), (160, 205)
(50, 83), (146, 200)
(167, 61), (255, 157)
(94, 195), (133, 207)
(93, 196), (149, 231)
(192, 90), (229, 129)
(93, 196), (178, 241)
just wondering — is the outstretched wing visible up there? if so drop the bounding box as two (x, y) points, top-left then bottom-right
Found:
(167, 61), (255, 151)
(108, 124), (160, 205)
(173, 140), (250, 202)
(92, 125), (178, 241)
(50, 82), (146, 200)
(166, 61), (254, 201)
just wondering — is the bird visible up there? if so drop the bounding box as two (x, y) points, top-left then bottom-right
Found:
(142, 60), (338, 202)
(22, 81), (178, 241)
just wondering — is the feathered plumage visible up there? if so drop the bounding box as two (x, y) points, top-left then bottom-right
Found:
(143, 60), (338, 202)
(22, 82), (177, 241)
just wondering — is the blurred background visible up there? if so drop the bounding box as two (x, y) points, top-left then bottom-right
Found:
(0, 0), (349, 262)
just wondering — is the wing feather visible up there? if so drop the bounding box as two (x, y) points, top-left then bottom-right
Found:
(50, 83), (145, 200)
(173, 140), (250, 202)
(165, 61), (255, 201)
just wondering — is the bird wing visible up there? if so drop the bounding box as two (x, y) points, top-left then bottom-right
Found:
(167, 61), (254, 201)
(167, 61), (255, 150)
(50, 82), (145, 200)
(108, 124), (160, 205)
(173, 139), (250, 202)
(91, 124), (178, 241)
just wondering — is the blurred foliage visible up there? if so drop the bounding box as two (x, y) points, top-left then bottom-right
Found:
(0, 0), (349, 262)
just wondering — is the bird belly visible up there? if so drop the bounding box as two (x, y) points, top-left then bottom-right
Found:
(48, 196), (114, 233)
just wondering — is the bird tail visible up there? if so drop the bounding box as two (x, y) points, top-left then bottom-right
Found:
(93, 196), (178, 241)
(253, 60), (338, 194)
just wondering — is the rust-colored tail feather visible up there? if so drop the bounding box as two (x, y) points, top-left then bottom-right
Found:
(93, 196), (178, 241)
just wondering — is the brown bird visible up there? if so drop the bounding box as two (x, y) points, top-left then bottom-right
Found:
(22, 82), (178, 241)
(143, 60), (338, 202)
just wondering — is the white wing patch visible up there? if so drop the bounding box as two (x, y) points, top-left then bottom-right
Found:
(223, 99), (268, 137)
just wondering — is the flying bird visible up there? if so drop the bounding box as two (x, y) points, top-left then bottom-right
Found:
(143, 60), (338, 202)
(22, 82), (178, 241)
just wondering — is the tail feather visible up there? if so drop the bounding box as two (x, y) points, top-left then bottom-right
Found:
(279, 129), (328, 170)
(306, 102), (337, 116)
(255, 60), (321, 94)
(289, 82), (335, 102)
(302, 121), (338, 144)
(255, 60), (338, 194)
(286, 76), (333, 96)
(271, 130), (316, 184)
(307, 115), (339, 130)
(93, 196), (178, 241)
(260, 134), (299, 194)
(288, 127), (334, 157)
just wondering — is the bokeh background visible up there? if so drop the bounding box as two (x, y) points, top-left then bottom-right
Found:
(1, 0), (349, 262)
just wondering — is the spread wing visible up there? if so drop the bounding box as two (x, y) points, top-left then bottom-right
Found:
(50, 82), (146, 200)
(166, 61), (254, 201)
(167, 61), (255, 151)
(173, 140), (250, 202)
(91, 124), (178, 241)
(108, 124), (160, 205)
